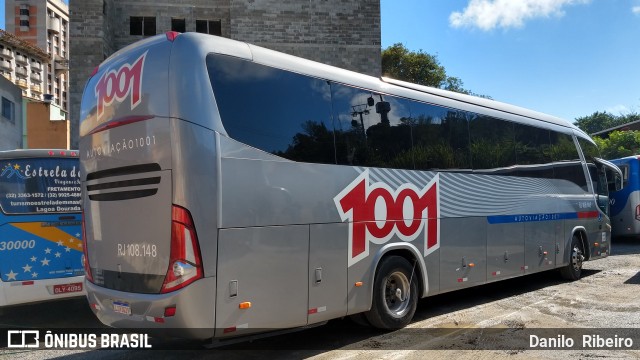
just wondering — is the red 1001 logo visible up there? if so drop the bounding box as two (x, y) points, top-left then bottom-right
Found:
(94, 52), (147, 120)
(334, 170), (440, 266)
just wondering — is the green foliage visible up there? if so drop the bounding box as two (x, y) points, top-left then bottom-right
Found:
(574, 111), (640, 134)
(276, 121), (335, 163)
(470, 139), (514, 169)
(592, 130), (640, 159)
(548, 135), (580, 161)
(381, 43), (491, 99)
(382, 43), (447, 87)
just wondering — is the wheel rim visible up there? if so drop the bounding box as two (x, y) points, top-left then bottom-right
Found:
(571, 245), (584, 272)
(384, 271), (411, 318)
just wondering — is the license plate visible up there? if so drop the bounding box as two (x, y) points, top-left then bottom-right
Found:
(113, 301), (132, 315)
(53, 282), (83, 295)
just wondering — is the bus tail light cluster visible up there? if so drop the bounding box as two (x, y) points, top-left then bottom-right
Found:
(81, 210), (94, 283)
(160, 205), (203, 293)
(635, 205), (640, 221)
(47, 150), (77, 157)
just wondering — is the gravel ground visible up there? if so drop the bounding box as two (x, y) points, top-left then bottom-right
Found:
(2, 238), (640, 360)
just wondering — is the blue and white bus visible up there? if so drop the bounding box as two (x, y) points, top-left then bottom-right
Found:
(0, 149), (84, 307)
(609, 156), (640, 237)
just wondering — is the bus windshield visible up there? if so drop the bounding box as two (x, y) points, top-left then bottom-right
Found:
(0, 157), (81, 214)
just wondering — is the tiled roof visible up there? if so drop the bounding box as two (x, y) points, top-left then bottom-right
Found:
(0, 29), (50, 61)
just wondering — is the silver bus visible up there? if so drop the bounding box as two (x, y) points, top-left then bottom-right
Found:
(79, 32), (622, 341)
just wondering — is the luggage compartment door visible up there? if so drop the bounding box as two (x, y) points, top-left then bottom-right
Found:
(215, 225), (309, 337)
(487, 223), (524, 282)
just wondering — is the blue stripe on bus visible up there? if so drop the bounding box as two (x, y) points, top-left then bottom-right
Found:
(487, 211), (600, 224)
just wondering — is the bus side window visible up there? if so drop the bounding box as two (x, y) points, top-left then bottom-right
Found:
(330, 83), (413, 169)
(513, 123), (554, 179)
(588, 163), (609, 214)
(207, 54), (335, 165)
(405, 100), (472, 171)
(579, 138), (610, 214)
(549, 132), (587, 193)
(616, 164), (629, 191)
(469, 115), (516, 172)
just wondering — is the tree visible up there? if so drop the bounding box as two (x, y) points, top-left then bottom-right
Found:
(381, 43), (447, 87)
(574, 112), (620, 134)
(381, 43), (490, 98)
(592, 130), (640, 159)
(574, 111), (640, 134)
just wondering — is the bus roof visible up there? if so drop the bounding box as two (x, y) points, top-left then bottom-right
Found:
(221, 34), (582, 133)
(92, 32), (585, 138)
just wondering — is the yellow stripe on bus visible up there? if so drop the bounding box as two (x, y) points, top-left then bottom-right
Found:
(10, 223), (82, 252)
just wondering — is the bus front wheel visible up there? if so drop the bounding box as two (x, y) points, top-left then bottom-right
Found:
(365, 256), (418, 329)
(560, 235), (584, 281)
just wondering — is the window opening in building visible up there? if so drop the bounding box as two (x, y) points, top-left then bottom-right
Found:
(130, 16), (156, 36)
(196, 20), (222, 36)
(172, 18), (186, 33)
(1, 97), (15, 124)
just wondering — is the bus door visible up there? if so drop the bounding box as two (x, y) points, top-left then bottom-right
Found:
(584, 157), (622, 256)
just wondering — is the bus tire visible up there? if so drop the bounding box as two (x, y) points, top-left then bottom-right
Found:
(560, 235), (584, 281)
(365, 256), (418, 329)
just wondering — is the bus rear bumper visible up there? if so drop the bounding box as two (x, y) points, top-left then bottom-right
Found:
(612, 221), (640, 238)
(0, 276), (85, 307)
(85, 276), (216, 340)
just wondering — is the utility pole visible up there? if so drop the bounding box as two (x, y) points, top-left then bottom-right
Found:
(351, 104), (369, 139)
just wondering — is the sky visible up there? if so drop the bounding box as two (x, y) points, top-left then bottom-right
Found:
(382, 0), (640, 122)
(1, 0), (638, 123)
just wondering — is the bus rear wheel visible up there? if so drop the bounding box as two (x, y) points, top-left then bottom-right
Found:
(560, 235), (584, 281)
(365, 256), (418, 329)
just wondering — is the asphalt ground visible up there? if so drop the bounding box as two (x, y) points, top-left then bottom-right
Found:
(1, 237), (639, 359)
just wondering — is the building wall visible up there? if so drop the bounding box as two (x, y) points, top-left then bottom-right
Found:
(25, 101), (69, 149)
(0, 76), (23, 150)
(69, 0), (381, 149)
(68, 0), (114, 152)
(230, 0), (380, 76)
(0, 30), (49, 102)
(5, 0), (70, 113)
(109, 0), (231, 51)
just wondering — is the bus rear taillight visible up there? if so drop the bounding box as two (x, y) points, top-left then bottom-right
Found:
(635, 205), (640, 221)
(161, 206), (203, 293)
(81, 211), (94, 283)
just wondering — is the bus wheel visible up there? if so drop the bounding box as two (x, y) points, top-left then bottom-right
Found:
(365, 256), (418, 329)
(560, 236), (584, 281)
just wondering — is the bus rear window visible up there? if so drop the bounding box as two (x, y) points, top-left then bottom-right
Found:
(0, 158), (81, 214)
